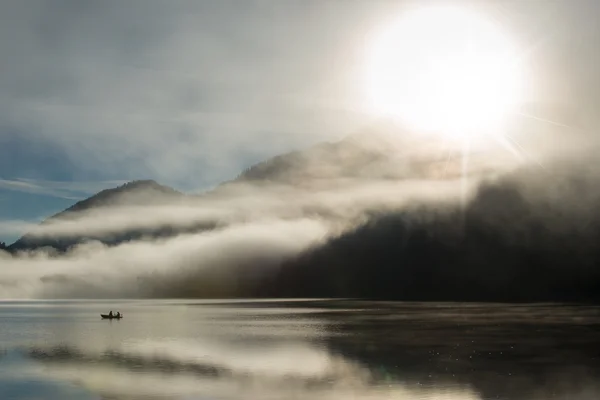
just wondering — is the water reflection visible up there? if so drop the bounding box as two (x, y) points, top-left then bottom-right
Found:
(21, 342), (480, 400)
(1, 300), (599, 399)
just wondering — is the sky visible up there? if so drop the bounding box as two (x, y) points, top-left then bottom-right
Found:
(1, 0), (600, 244)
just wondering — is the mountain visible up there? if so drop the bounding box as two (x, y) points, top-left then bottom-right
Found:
(234, 131), (449, 185)
(7, 126), (600, 302)
(229, 127), (512, 188)
(8, 180), (186, 252)
(7, 128), (513, 253)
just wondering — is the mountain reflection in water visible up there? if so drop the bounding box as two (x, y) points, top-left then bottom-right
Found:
(0, 300), (599, 400)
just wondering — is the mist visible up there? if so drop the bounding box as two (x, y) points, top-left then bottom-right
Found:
(2, 135), (600, 301)
(0, 217), (332, 298)
(0, 168), (471, 298)
(266, 148), (600, 302)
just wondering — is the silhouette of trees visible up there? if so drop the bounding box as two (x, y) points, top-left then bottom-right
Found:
(262, 177), (600, 303)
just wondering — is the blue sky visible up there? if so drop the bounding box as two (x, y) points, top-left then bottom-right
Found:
(1, 0), (600, 244)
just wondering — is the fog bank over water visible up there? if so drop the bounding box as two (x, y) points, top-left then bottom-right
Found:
(2, 128), (600, 301)
(0, 219), (327, 299)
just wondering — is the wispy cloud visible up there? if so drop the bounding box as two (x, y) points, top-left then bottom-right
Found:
(0, 178), (128, 200)
(0, 220), (31, 237)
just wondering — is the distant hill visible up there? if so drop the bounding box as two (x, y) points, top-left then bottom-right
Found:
(7, 180), (186, 252)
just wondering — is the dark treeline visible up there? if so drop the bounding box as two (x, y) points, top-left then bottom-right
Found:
(7, 222), (219, 254)
(262, 164), (600, 302)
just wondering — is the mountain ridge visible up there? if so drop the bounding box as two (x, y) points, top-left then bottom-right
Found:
(7, 179), (186, 252)
(6, 128), (510, 252)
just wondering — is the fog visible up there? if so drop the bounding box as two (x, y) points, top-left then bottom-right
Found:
(2, 136), (600, 300)
(0, 169), (470, 298)
(8, 179), (466, 239)
(0, 218), (329, 298)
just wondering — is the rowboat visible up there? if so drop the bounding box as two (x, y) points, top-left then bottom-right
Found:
(101, 314), (123, 319)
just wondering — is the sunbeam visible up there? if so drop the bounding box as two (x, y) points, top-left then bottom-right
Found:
(460, 138), (472, 207)
(517, 111), (580, 131)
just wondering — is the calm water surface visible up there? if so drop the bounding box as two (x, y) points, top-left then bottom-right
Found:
(0, 300), (599, 399)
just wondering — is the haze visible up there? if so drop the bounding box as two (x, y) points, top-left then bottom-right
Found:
(1, 0), (600, 301)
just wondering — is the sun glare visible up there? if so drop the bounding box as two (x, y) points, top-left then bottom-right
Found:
(366, 6), (524, 139)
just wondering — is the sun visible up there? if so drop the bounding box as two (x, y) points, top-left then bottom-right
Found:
(366, 5), (524, 139)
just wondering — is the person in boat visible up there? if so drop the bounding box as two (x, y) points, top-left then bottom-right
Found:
(116, 311), (121, 318)
(108, 310), (113, 317)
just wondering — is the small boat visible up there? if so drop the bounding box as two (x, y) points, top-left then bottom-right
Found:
(101, 314), (123, 319)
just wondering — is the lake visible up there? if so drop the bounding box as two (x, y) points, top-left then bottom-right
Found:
(0, 300), (599, 399)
